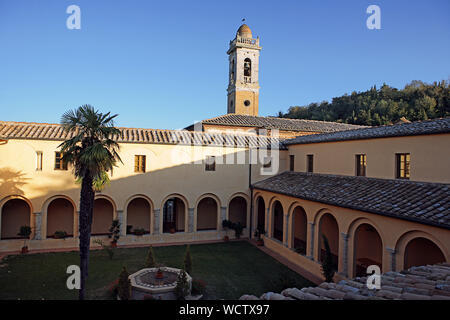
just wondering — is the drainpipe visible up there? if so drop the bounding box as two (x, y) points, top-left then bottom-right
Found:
(249, 148), (253, 240)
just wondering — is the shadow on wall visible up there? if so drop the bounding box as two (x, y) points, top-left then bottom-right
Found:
(0, 168), (29, 196)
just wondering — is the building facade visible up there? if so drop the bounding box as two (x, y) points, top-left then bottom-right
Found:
(0, 24), (449, 284)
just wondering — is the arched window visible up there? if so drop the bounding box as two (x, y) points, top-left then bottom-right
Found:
(244, 58), (251, 80)
(230, 60), (235, 84)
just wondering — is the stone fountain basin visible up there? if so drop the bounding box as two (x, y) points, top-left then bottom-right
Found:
(129, 267), (192, 300)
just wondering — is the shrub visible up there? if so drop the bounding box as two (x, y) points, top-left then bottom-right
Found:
(108, 279), (119, 297)
(93, 238), (115, 259)
(145, 246), (156, 268)
(18, 225), (32, 239)
(108, 219), (121, 244)
(233, 222), (243, 239)
(54, 230), (68, 239)
(117, 267), (131, 300)
(191, 279), (206, 295)
(320, 235), (335, 283)
(133, 228), (145, 236)
(175, 269), (190, 300)
(184, 245), (192, 275)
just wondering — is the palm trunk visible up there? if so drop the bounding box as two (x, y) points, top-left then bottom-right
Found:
(78, 170), (94, 300)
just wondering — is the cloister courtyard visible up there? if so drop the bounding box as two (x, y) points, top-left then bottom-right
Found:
(0, 241), (313, 300)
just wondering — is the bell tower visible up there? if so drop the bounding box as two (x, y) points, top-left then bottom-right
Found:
(227, 24), (261, 116)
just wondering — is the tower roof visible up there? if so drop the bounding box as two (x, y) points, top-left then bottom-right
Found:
(237, 24), (252, 37)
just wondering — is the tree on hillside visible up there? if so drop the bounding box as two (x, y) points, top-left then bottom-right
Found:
(59, 105), (122, 300)
(278, 80), (450, 126)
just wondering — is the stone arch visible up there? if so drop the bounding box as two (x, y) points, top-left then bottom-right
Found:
(254, 195), (266, 233)
(92, 195), (116, 236)
(195, 193), (221, 231)
(0, 195), (33, 240)
(125, 195), (153, 235)
(395, 230), (448, 270)
(161, 193), (188, 234)
(42, 195), (77, 239)
(288, 203), (308, 255)
(228, 192), (249, 228)
(271, 200), (284, 242)
(317, 212), (339, 269)
(347, 218), (384, 277)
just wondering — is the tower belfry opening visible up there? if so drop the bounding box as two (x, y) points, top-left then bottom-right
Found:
(227, 24), (261, 116)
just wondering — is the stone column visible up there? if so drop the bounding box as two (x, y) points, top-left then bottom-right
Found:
(188, 208), (194, 233)
(265, 207), (270, 235)
(308, 222), (315, 260)
(153, 209), (160, 235)
(341, 232), (349, 278)
(386, 247), (396, 272)
(284, 215), (289, 246)
(117, 210), (125, 236)
(220, 206), (227, 223)
(33, 212), (42, 240)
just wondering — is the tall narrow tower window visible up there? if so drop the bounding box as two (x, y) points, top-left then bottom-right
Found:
(244, 58), (251, 83)
(230, 59), (235, 84)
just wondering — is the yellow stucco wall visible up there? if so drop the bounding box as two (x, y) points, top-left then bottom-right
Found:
(287, 133), (450, 183)
(0, 138), (287, 252)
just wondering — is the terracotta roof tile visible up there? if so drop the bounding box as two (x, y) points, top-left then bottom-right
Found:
(284, 117), (450, 145)
(0, 120), (286, 149)
(241, 264), (450, 300)
(191, 114), (366, 132)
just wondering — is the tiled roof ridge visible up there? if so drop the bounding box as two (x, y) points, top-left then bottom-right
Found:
(240, 263), (450, 300)
(284, 116), (450, 145)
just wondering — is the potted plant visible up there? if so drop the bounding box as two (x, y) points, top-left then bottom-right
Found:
(233, 222), (243, 239)
(170, 227), (176, 234)
(133, 228), (145, 236)
(108, 219), (121, 248)
(54, 230), (68, 239)
(18, 225), (32, 254)
(254, 227), (265, 246)
(222, 219), (231, 241)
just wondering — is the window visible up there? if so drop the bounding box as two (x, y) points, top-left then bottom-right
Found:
(396, 153), (410, 179)
(244, 100), (251, 107)
(36, 151), (43, 171)
(289, 155), (295, 171)
(355, 154), (366, 176)
(263, 156), (272, 168)
(134, 155), (146, 173)
(54, 152), (67, 170)
(307, 154), (314, 173)
(205, 156), (216, 171)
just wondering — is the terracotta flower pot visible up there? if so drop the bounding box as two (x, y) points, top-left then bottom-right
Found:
(110, 242), (117, 248)
(256, 239), (264, 246)
(224, 235), (229, 242)
(21, 246), (28, 254)
(155, 271), (164, 279)
(170, 228), (175, 234)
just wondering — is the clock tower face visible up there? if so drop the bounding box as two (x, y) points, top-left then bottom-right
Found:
(227, 24), (261, 116)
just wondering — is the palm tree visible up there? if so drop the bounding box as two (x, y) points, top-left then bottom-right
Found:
(59, 105), (122, 300)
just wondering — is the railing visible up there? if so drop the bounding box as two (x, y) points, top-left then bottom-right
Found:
(229, 36), (260, 48)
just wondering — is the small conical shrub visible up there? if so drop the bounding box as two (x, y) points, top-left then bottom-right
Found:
(320, 235), (335, 283)
(145, 246), (156, 268)
(175, 269), (190, 300)
(117, 267), (131, 300)
(184, 245), (192, 275)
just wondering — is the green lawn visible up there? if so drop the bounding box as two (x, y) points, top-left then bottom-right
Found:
(0, 241), (314, 300)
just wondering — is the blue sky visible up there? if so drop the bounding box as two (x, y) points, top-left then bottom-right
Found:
(0, 0), (449, 129)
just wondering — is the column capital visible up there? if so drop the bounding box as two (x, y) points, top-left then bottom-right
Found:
(386, 247), (396, 254)
(341, 232), (349, 240)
